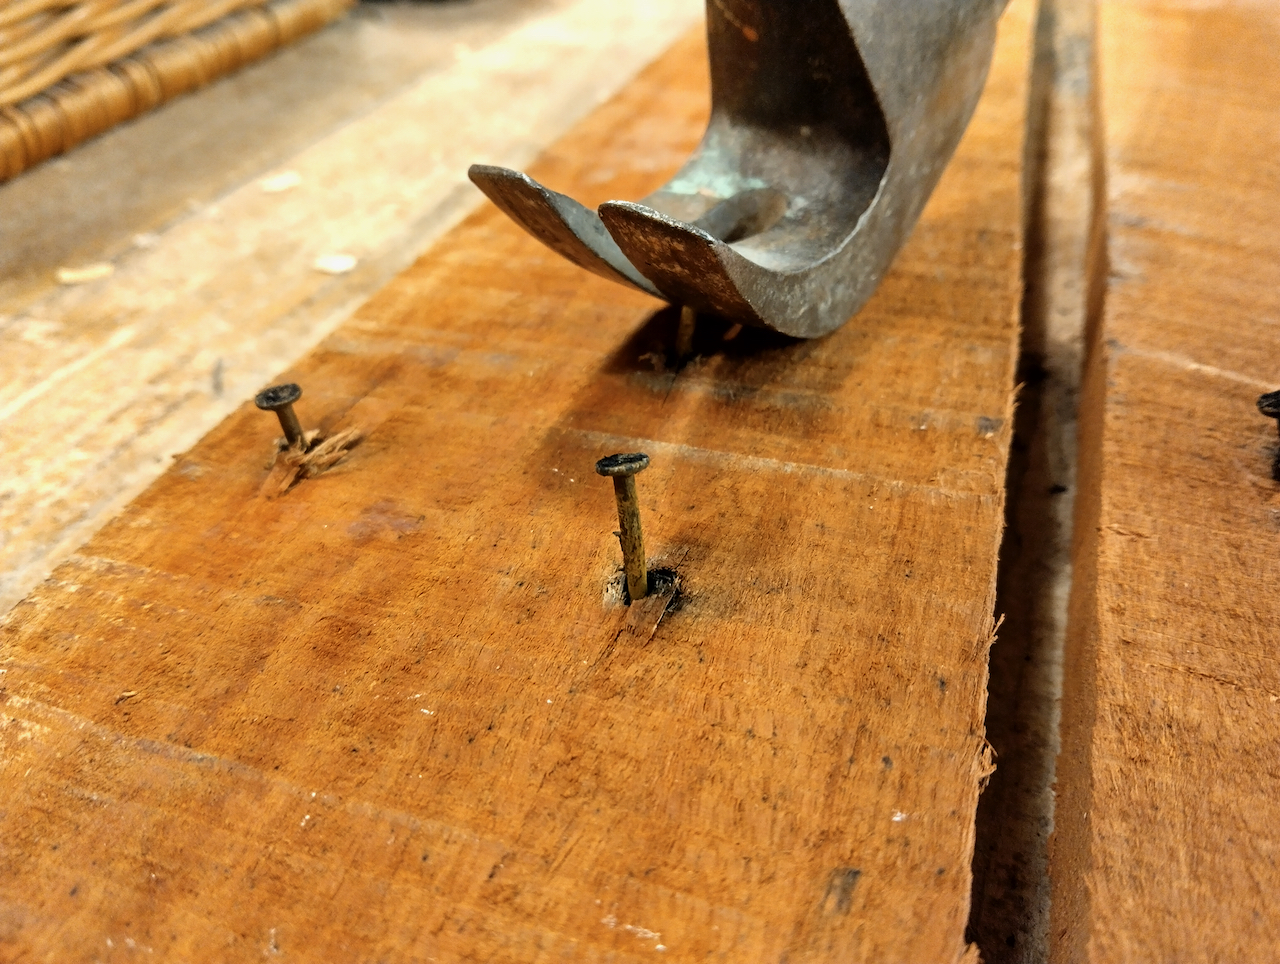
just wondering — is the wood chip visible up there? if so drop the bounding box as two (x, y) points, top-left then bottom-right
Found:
(56, 262), (114, 284)
(259, 170), (303, 193)
(313, 253), (357, 275)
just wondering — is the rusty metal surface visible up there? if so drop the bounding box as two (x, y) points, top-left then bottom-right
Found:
(470, 0), (1007, 338)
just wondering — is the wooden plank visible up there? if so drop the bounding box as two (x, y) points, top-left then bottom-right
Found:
(1051, 1), (1280, 960)
(0, 0), (702, 616)
(0, 4), (1032, 961)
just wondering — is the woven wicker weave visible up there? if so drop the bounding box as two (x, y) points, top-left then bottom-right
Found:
(0, 0), (351, 180)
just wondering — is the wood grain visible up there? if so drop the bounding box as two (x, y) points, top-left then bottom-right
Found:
(0, 4), (1032, 961)
(1051, 1), (1280, 960)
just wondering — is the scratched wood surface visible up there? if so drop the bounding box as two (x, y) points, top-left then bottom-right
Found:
(0, 3), (1031, 961)
(1051, 1), (1280, 961)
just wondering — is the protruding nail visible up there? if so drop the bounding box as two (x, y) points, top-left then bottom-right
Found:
(676, 306), (696, 360)
(1258, 390), (1280, 438)
(595, 452), (650, 602)
(255, 383), (306, 449)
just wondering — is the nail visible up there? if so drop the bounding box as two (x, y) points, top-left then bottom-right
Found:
(595, 452), (651, 602)
(1259, 390), (1280, 438)
(675, 306), (696, 360)
(255, 383), (306, 449)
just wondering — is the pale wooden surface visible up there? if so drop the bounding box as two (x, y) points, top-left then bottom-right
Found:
(1051, 1), (1280, 960)
(0, 0), (703, 616)
(0, 3), (1033, 960)
(968, 0), (1096, 960)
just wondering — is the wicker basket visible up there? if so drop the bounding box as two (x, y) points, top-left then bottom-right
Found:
(0, 0), (352, 180)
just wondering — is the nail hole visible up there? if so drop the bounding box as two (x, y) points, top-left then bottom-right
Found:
(612, 567), (682, 607)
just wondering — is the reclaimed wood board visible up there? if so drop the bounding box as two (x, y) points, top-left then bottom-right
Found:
(1051, 1), (1280, 960)
(0, 3), (1032, 961)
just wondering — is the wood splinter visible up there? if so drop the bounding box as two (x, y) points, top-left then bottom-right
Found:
(259, 427), (363, 499)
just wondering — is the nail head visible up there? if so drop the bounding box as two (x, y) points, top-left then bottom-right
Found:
(596, 453), (650, 477)
(255, 383), (302, 411)
(1257, 390), (1280, 419)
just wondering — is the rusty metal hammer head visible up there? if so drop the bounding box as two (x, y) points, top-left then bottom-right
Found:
(470, 0), (1007, 339)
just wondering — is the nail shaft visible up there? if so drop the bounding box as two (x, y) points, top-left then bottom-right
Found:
(676, 306), (696, 359)
(595, 452), (651, 602)
(612, 474), (648, 601)
(276, 407), (305, 448)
